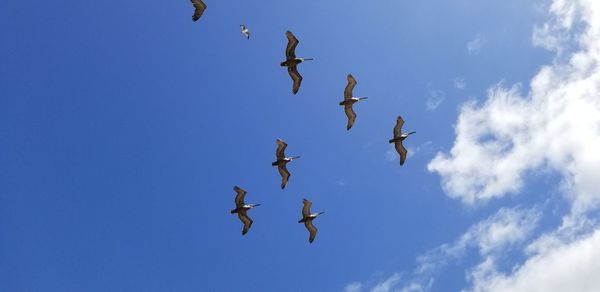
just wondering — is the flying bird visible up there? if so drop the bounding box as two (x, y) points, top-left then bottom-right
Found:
(230, 186), (261, 235)
(280, 31), (313, 94)
(271, 138), (300, 189)
(339, 74), (368, 130)
(388, 116), (416, 165)
(240, 24), (250, 39)
(298, 199), (325, 243)
(190, 0), (207, 22)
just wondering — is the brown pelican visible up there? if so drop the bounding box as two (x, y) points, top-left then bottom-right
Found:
(389, 116), (416, 165)
(271, 138), (300, 189)
(298, 199), (325, 243)
(240, 24), (250, 39)
(230, 186), (260, 235)
(339, 74), (368, 130)
(280, 31), (313, 94)
(190, 0), (207, 22)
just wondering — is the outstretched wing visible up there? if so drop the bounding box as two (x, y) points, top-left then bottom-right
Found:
(288, 66), (303, 94)
(238, 210), (253, 235)
(302, 199), (312, 218)
(393, 116), (405, 138)
(344, 104), (357, 130)
(285, 31), (299, 60)
(275, 139), (287, 160)
(344, 74), (357, 100)
(305, 220), (318, 243)
(395, 141), (408, 165)
(233, 186), (246, 208)
(278, 164), (291, 189)
(191, 0), (207, 22)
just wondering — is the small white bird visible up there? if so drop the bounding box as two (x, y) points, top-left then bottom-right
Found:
(240, 24), (250, 39)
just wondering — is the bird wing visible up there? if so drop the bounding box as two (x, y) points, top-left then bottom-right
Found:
(288, 66), (303, 95)
(344, 74), (357, 100)
(238, 209), (253, 235)
(302, 199), (312, 218)
(285, 31), (299, 60)
(275, 139), (287, 160)
(233, 186), (246, 208)
(395, 141), (408, 165)
(305, 220), (318, 243)
(393, 116), (405, 137)
(344, 104), (357, 130)
(278, 164), (290, 189)
(190, 0), (207, 22)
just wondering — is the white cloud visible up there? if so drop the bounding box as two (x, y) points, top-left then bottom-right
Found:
(425, 90), (446, 111)
(428, 0), (600, 212)
(467, 35), (485, 55)
(469, 227), (600, 292)
(349, 207), (540, 292)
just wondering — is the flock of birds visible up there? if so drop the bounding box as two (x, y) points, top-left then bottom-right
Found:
(190, 1), (416, 243)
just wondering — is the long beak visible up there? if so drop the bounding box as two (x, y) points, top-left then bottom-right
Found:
(359, 97), (369, 100)
(318, 211), (325, 215)
(293, 156), (301, 159)
(254, 204), (261, 207)
(304, 58), (314, 61)
(407, 131), (416, 135)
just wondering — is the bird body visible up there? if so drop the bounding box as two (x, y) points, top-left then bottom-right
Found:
(240, 24), (250, 39)
(231, 186), (260, 235)
(298, 199), (324, 243)
(339, 74), (368, 130)
(272, 139), (300, 189)
(389, 116), (415, 165)
(281, 31), (313, 94)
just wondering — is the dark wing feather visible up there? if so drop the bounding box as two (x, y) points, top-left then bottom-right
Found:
(305, 220), (318, 243)
(285, 31), (299, 60)
(393, 116), (405, 138)
(278, 164), (290, 189)
(344, 104), (357, 130)
(395, 141), (408, 165)
(344, 74), (357, 100)
(191, 0), (207, 22)
(233, 186), (246, 208)
(302, 199), (312, 218)
(288, 66), (303, 94)
(238, 210), (253, 235)
(275, 139), (287, 160)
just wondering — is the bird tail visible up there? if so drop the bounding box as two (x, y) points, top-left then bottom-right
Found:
(272, 161), (278, 166)
(230, 209), (238, 214)
(388, 139), (395, 143)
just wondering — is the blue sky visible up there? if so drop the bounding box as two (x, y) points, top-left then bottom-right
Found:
(3, 0), (600, 291)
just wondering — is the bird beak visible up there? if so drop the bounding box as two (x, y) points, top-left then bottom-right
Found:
(305, 58), (314, 61)
(254, 204), (261, 207)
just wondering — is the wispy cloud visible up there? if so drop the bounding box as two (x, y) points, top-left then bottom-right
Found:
(344, 282), (363, 292)
(425, 90), (446, 111)
(454, 77), (467, 90)
(467, 35), (485, 55)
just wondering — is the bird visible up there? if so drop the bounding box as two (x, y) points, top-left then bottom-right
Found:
(280, 31), (313, 94)
(271, 138), (300, 189)
(240, 24), (250, 39)
(298, 199), (324, 243)
(190, 0), (207, 22)
(339, 74), (368, 130)
(388, 116), (416, 165)
(230, 186), (260, 235)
